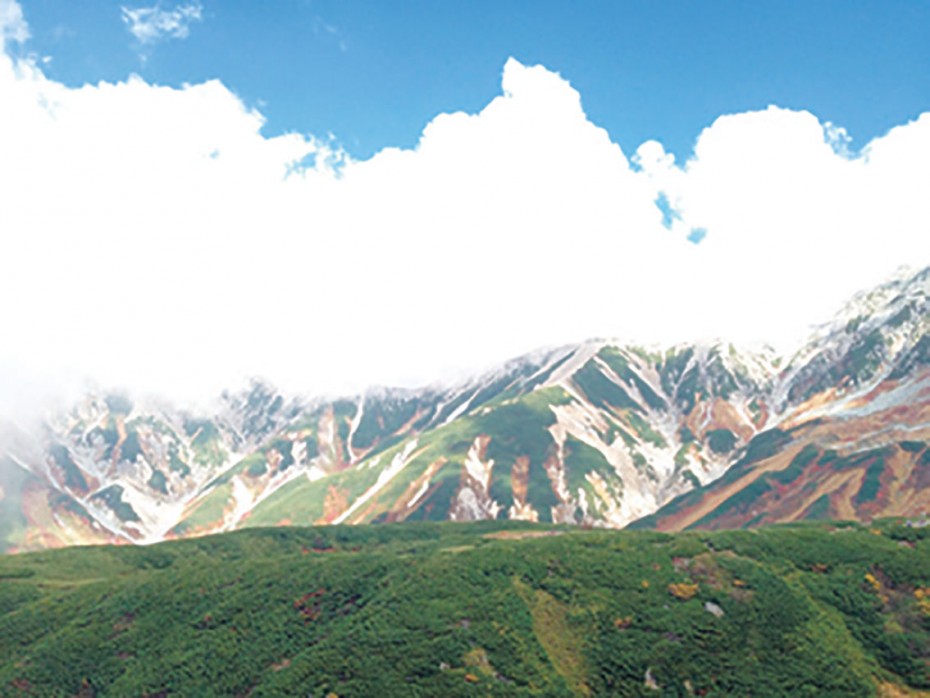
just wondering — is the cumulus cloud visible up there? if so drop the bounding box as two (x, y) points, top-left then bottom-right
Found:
(1, 2), (929, 411)
(121, 2), (202, 45)
(635, 107), (930, 341)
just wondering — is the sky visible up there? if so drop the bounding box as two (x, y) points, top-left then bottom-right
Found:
(1, 0), (929, 410)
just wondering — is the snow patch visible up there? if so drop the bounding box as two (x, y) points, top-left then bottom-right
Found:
(333, 440), (418, 524)
(346, 394), (364, 459)
(546, 341), (604, 387)
(463, 436), (494, 490)
(224, 476), (254, 531)
(407, 479), (431, 509)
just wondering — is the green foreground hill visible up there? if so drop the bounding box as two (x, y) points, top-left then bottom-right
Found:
(1, 521), (928, 697)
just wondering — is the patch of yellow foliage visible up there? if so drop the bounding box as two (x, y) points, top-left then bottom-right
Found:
(463, 647), (494, 676)
(864, 572), (882, 594)
(513, 578), (591, 696)
(915, 587), (930, 617)
(613, 616), (633, 629)
(877, 679), (930, 697)
(668, 583), (700, 601)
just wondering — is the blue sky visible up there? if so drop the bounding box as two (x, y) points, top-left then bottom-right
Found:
(1, 1), (929, 405)
(18, 1), (930, 161)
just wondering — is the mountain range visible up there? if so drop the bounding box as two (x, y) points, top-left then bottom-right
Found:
(3, 266), (930, 552)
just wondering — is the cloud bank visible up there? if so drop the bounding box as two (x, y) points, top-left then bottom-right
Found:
(1, 2), (929, 409)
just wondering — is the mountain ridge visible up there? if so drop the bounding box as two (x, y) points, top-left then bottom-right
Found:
(3, 266), (930, 551)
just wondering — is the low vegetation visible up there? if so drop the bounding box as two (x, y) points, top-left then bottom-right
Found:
(0, 520), (927, 696)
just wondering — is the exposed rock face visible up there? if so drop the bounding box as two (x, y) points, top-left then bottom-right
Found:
(638, 267), (930, 531)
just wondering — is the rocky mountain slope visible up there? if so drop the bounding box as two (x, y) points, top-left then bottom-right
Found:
(3, 268), (930, 551)
(637, 267), (930, 531)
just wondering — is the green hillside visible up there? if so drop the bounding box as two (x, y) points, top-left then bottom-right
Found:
(1, 521), (928, 696)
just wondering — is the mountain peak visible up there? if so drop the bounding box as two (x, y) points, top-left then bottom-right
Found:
(3, 270), (930, 551)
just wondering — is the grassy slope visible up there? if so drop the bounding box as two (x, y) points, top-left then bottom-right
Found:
(244, 386), (573, 527)
(1, 521), (928, 697)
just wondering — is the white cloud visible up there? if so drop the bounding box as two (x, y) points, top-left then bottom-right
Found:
(121, 2), (202, 45)
(635, 107), (930, 345)
(0, 0), (29, 47)
(1, 7), (929, 410)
